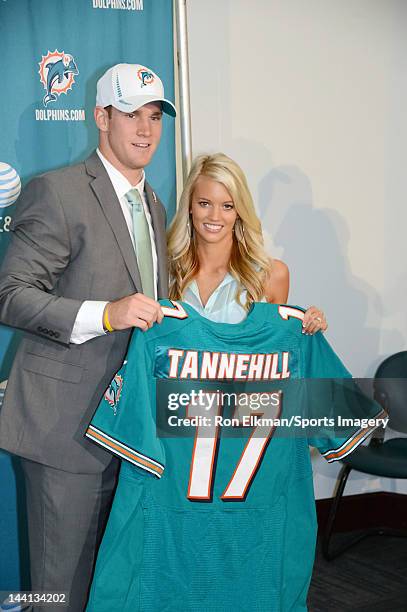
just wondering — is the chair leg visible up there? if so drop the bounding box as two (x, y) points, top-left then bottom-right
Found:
(321, 464), (351, 561)
(321, 460), (407, 561)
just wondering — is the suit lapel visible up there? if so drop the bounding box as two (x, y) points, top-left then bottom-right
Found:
(145, 182), (169, 298)
(85, 153), (142, 290)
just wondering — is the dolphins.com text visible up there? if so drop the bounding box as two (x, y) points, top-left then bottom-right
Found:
(92, 0), (143, 10)
(35, 109), (86, 122)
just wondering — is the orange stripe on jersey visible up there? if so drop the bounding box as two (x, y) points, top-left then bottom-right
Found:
(86, 428), (164, 476)
(323, 410), (387, 462)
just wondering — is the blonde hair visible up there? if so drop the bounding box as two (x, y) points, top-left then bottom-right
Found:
(167, 153), (271, 309)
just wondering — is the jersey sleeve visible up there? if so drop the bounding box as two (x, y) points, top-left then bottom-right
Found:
(85, 330), (165, 478)
(303, 333), (387, 462)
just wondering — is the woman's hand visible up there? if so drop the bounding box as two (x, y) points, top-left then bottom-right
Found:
(302, 306), (328, 335)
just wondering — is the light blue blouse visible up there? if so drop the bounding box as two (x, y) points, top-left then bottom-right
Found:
(183, 273), (251, 324)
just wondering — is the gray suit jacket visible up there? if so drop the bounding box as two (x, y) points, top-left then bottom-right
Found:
(0, 152), (168, 473)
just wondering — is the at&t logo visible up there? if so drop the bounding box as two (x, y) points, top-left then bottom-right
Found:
(0, 163), (21, 208)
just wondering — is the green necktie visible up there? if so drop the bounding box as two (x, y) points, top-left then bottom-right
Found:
(125, 188), (155, 299)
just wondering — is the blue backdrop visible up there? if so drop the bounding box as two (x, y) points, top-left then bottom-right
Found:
(0, 0), (175, 591)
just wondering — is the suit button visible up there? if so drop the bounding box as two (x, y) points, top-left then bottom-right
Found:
(43, 328), (49, 334)
(54, 332), (60, 338)
(48, 330), (54, 336)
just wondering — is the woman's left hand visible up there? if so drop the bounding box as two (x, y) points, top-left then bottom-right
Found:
(302, 306), (328, 335)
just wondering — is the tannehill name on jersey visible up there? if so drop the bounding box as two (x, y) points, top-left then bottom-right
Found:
(167, 349), (291, 380)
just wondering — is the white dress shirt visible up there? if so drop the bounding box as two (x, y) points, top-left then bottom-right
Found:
(70, 149), (158, 344)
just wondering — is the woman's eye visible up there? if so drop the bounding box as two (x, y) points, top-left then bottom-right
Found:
(199, 200), (209, 207)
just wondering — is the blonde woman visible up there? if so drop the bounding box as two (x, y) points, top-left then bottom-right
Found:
(168, 152), (327, 332)
(86, 154), (378, 612)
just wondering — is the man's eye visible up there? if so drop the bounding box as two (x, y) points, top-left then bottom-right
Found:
(126, 113), (135, 119)
(151, 115), (162, 121)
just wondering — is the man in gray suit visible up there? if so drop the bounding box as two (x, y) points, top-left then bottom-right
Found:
(0, 63), (176, 610)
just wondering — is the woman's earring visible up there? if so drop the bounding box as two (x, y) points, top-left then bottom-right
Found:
(187, 215), (192, 238)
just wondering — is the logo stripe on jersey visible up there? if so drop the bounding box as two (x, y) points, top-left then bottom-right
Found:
(321, 409), (387, 462)
(86, 425), (164, 477)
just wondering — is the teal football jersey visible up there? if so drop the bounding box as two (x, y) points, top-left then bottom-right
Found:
(85, 302), (385, 612)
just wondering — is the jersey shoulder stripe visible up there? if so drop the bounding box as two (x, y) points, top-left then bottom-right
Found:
(161, 300), (188, 319)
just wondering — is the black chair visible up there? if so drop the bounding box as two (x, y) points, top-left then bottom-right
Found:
(322, 351), (407, 560)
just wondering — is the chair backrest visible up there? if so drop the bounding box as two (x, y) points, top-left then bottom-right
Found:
(374, 351), (407, 434)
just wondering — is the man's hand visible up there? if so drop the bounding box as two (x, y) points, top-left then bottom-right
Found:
(104, 293), (164, 332)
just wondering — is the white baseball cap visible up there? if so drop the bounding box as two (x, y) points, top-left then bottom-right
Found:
(96, 63), (176, 117)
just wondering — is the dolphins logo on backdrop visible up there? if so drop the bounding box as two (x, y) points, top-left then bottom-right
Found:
(104, 374), (123, 415)
(0, 163), (21, 208)
(38, 50), (79, 107)
(137, 67), (154, 88)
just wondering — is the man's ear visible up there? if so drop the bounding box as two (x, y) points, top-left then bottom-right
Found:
(94, 106), (109, 132)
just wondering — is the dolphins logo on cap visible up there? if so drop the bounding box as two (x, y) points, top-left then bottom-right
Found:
(137, 67), (155, 88)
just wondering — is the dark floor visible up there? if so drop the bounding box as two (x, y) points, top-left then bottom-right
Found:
(308, 534), (407, 612)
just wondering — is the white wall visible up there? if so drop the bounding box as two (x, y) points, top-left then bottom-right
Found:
(186, 0), (407, 498)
